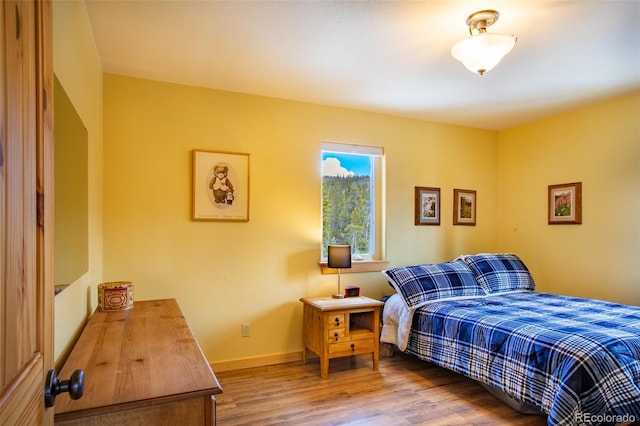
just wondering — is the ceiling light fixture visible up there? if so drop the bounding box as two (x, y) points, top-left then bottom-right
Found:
(451, 10), (517, 75)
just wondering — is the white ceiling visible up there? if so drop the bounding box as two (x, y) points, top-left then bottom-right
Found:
(84, 0), (640, 130)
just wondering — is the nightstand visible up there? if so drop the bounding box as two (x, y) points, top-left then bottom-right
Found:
(300, 296), (384, 378)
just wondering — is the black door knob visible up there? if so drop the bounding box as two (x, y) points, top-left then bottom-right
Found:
(44, 369), (85, 407)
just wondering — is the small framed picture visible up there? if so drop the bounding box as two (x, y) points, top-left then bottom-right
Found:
(192, 149), (250, 221)
(548, 182), (581, 224)
(415, 187), (440, 225)
(453, 188), (476, 226)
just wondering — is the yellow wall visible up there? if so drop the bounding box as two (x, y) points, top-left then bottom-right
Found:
(498, 91), (640, 305)
(102, 74), (499, 365)
(53, 0), (104, 365)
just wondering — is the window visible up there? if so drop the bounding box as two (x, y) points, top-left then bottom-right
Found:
(321, 142), (384, 261)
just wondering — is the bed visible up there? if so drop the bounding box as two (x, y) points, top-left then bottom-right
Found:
(381, 254), (640, 426)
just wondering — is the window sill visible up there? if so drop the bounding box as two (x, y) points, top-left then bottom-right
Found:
(319, 260), (389, 275)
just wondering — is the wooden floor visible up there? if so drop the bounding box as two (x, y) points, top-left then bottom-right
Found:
(215, 352), (548, 425)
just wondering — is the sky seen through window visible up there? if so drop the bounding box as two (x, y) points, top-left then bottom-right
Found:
(322, 153), (371, 177)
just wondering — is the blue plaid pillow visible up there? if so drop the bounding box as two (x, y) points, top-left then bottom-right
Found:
(382, 260), (486, 309)
(463, 254), (535, 293)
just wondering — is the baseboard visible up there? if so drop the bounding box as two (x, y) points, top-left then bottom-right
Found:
(211, 351), (305, 372)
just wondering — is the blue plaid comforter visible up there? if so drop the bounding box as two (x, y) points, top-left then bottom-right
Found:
(403, 292), (640, 425)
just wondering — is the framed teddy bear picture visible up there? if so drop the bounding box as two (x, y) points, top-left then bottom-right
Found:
(192, 149), (250, 221)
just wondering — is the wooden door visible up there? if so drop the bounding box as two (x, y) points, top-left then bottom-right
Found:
(0, 0), (54, 425)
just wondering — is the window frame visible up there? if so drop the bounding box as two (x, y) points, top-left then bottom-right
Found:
(320, 142), (386, 265)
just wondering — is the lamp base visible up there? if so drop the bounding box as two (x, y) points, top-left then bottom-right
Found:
(332, 293), (345, 299)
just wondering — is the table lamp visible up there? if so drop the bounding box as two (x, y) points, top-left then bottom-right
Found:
(327, 245), (351, 299)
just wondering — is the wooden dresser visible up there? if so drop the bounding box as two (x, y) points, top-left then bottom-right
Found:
(54, 299), (222, 425)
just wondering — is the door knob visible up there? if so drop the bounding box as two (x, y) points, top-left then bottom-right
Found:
(44, 369), (85, 407)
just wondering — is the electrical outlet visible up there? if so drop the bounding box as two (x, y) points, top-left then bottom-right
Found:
(241, 323), (250, 337)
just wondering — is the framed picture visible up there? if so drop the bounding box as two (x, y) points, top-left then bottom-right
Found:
(192, 149), (250, 221)
(453, 188), (476, 226)
(414, 187), (440, 225)
(548, 182), (582, 224)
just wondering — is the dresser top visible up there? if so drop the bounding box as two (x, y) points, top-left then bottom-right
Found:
(55, 299), (221, 419)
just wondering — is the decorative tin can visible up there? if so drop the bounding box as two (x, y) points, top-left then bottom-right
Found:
(98, 281), (134, 311)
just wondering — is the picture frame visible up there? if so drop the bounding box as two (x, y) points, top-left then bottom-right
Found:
(192, 149), (250, 221)
(548, 182), (582, 224)
(414, 187), (440, 225)
(453, 188), (476, 226)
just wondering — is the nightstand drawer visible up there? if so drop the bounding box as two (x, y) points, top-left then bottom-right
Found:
(327, 314), (345, 327)
(329, 338), (374, 355)
(328, 328), (346, 341)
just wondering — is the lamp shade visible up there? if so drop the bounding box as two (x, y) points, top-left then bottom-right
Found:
(327, 245), (351, 269)
(451, 32), (516, 75)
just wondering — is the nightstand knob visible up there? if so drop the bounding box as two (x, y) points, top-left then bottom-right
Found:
(334, 333), (339, 341)
(334, 318), (340, 326)
(350, 344), (355, 351)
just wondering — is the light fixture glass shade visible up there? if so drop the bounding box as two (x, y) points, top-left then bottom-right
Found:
(451, 32), (516, 75)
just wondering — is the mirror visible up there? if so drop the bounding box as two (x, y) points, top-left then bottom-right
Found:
(54, 75), (88, 294)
